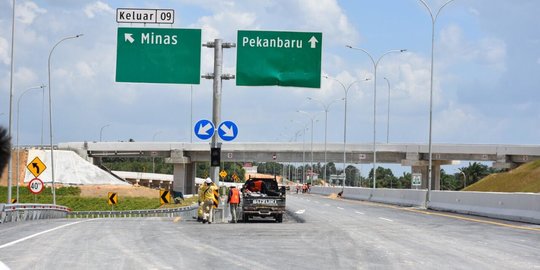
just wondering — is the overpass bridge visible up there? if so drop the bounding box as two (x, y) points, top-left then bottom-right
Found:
(59, 141), (540, 194)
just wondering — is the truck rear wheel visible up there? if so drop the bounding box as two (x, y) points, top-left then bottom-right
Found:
(275, 214), (283, 223)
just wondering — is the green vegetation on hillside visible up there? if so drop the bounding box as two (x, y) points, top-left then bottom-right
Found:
(464, 160), (540, 193)
(0, 186), (196, 211)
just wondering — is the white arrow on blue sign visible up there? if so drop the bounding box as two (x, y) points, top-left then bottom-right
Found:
(218, 121), (238, 141)
(194, 119), (215, 140)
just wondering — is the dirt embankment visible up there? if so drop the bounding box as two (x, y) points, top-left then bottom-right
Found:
(0, 150), (28, 186)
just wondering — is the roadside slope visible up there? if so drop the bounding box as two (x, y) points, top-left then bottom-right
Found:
(464, 160), (540, 193)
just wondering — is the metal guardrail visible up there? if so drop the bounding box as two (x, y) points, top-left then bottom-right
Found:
(0, 203), (71, 224)
(68, 204), (198, 219)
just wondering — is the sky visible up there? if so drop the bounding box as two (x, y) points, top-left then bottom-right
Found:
(0, 0), (539, 172)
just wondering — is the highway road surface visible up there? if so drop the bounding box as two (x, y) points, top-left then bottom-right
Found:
(1, 193), (539, 269)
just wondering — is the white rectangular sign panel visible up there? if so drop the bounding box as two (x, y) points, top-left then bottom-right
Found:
(116, 8), (174, 24)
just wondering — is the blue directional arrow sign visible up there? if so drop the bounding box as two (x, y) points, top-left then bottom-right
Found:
(218, 121), (238, 141)
(194, 119), (215, 140)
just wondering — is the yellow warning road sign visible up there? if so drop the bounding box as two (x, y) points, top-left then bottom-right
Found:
(160, 190), (170, 204)
(219, 170), (227, 179)
(108, 192), (118, 205)
(27, 157), (47, 178)
(212, 189), (219, 208)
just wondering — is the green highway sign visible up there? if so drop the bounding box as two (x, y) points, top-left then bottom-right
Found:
(236, 30), (322, 88)
(116, 27), (201, 84)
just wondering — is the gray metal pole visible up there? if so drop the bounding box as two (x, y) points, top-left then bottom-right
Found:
(210, 39), (223, 185)
(384, 77), (391, 144)
(190, 85), (193, 143)
(418, 0), (455, 206)
(310, 118), (314, 185)
(307, 97), (342, 185)
(99, 124), (110, 142)
(48, 34), (82, 205)
(16, 85), (45, 202)
(345, 46), (405, 189)
(7, 0), (15, 204)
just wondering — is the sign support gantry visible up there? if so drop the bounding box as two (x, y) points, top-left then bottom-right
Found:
(201, 39), (236, 185)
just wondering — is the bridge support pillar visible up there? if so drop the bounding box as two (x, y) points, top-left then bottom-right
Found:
(167, 150), (195, 195)
(172, 163), (196, 195)
(403, 158), (452, 190)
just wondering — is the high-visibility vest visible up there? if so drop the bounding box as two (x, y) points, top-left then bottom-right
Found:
(253, 180), (263, 192)
(229, 188), (240, 204)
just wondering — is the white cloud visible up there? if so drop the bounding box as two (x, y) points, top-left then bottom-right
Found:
(16, 1), (46, 25)
(293, 0), (360, 45)
(439, 24), (507, 71)
(76, 61), (96, 78)
(0, 37), (9, 65)
(468, 8), (480, 16)
(84, 1), (114, 19)
(13, 67), (38, 87)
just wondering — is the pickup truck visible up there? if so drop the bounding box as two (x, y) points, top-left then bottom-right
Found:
(240, 178), (286, 223)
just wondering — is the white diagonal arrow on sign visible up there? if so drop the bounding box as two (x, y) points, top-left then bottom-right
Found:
(124, 33), (135, 43)
(197, 123), (213, 135)
(308, 36), (318, 48)
(220, 123), (234, 137)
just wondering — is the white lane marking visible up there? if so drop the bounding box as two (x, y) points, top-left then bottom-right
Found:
(324, 204), (330, 207)
(355, 211), (365, 215)
(306, 199), (311, 202)
(337, 207), (344, 210)
(0, 260), (9, 270)
(295, 209), (306, 214)
(0, 219), (94, 249)
(379, 217), (393, 222)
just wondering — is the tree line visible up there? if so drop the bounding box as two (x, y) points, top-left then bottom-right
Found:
(101, 157), (501, 191)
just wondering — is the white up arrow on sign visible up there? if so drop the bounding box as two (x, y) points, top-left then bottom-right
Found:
(308, 36), (318, 48)
(125, 33), (135, 43)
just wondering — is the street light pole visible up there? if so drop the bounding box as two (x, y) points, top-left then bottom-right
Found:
(346, 46), (406, 189)
(48, 34), (83, 205)
(418, 0), (455, 205)
(7, 0), (15, 204)
(297, 111), (318, 185)
(384, 77), (391, 144)
(323, 76), (370, 190)
(16, 85), (46, 202)
(99, 124), (110, 142)
(307, 97), (343, 185)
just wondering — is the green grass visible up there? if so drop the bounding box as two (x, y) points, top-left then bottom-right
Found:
(0, 186), (197, 211)
(464, 160), (540, 193)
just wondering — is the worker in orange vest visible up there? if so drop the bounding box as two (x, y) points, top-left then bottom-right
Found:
(227, 186), (241, 223)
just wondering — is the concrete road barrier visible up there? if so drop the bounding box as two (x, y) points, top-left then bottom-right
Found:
(429, 191), (540, 224)
(310, 186), (540, 224)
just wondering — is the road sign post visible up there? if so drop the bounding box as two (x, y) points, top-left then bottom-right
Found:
(116, 27), (201, 84)
(116, 8), (175, 24)
(217, 121), (238, 141)
(27, 157), (46, 178)
(236, 30), (322, 88)
(160, 190), (170, 204)
(412, 173), (422, 189)
(194, 119), (215, 140)
(28, 178), (44, 195)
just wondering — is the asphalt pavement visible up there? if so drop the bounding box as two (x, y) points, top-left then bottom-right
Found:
(0, 193), (539, 269)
